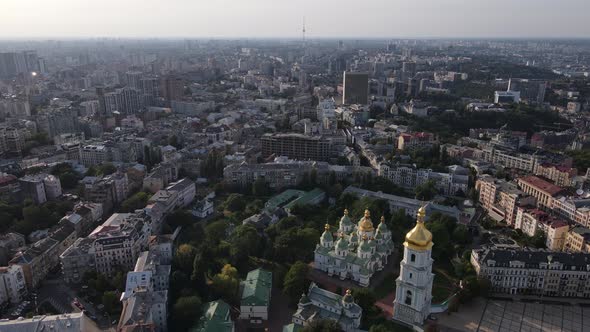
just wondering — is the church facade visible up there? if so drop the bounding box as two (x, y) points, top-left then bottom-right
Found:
(314, 209), (394, 287)
(393, 205), (434, 326)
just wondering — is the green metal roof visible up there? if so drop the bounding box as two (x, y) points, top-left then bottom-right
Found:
(284, 188), (326, 210)
(190, 300), (234, 332)
(240, 268), (272, 307)
(265, 189), (306, 211)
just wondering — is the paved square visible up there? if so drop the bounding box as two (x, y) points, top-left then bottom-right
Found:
(476, 300), (590, 332)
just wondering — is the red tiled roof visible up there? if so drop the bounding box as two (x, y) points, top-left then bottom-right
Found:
(519, 175), (564, 196)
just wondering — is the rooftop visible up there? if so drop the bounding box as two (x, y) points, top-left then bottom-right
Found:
(519, 175), (564, 196)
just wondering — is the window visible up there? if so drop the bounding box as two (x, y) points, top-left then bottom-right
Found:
(405, 290), (412, 305)
(409, 273), (413, 279)
(411, 254), (416, 262)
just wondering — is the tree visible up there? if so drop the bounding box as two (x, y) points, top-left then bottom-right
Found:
(102, 291), (120, 314)
(273, 228), (319, 263)
(252, 177), (270, 197)
(452, 225), (470, 245)
(174, 244), (198, 275)
(230, 224), (261, 268)
(283, 261), (310, 306)
(301, 319), (341, 332)
(120, 192), (149, 212)
(415, 180), (437, 200)
(59, 172), (79, 189)
(222, 193), (247, 213)
(531, 230), (547, 248)
(166, 209), (194, 228)
(426, 221), (451, 260)
(205, 220), (227, 244)
(172, 296), (202, 331)
(210, 264), (239, 304)
(98, 163), (117, 176)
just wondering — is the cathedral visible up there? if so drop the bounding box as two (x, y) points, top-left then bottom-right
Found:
(393, 205), (434, 326)
(314, 209), (395, 287)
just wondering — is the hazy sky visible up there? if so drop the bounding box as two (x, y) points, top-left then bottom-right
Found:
(2, 0), (589, 39)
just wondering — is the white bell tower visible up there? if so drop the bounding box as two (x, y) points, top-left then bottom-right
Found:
(393, 206), (434, 326)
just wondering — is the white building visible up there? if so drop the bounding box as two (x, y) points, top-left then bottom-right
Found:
(165, 178), (196, 208)
(314, 209), (394, 287)
(239, 269), (272, 322)
(393, 206), (434, 326)
(43, 174), (62, 200)
(291, 283), (362, 332)
(0, 265), (27, 305)
(471, 248), (590, 298)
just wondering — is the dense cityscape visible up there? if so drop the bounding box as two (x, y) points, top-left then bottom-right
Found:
(1, 12), (590, 332)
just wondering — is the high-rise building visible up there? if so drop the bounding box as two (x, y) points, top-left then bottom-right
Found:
(161, 76), (184, 104)
(393, 206), (434, 326)
(508, 78), (547, 104)
(125, 71), (143, 90)
(342, 72), (369, 105)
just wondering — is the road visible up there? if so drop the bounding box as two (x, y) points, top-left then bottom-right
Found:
(36, 274), (116, 330)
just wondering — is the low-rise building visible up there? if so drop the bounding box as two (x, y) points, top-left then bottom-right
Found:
(471, 248), (590, 298)
(291, 283), (362, 332)
(118, 289), (168, 332)
(192, 300), (235, 332)
(239, 269), (272, 322)
(0, 312), (101, 332)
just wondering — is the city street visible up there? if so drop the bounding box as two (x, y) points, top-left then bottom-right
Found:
(36, 273), (115, 330)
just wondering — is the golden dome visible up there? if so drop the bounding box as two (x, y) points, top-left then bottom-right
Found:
(358, 209), (374, 232)
(324, 224), (330, 231)
(404, 205), (433, 251)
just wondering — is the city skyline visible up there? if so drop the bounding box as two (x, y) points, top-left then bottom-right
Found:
(2, 0), (590, 39)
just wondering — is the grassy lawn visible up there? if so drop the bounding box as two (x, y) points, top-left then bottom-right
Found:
(432, 273), (456, 304)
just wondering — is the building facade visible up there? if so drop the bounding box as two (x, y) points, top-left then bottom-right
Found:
(314, 210), (394, 287)
(393, 206), (434, 326)
(471, 249), (590, 298)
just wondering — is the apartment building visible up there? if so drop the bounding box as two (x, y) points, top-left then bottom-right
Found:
(80, 144), (108, 167)
(261, 133), (331, 161)
(118, 289), (168, 332)
(397, 132), (436, 151)
(517, 175), (565, 210)
(122, 250), (171, 301)
(379, 163), (469, 196)
(142, 162), (179, 193)
(552, 198), (590, 228)
(165, 178), (196, 208)
(564, 226), (590, 253)
(18, 173), (63, 204)
(0, 265), (27, 305)
(471, 248), (590, 298)
(476, 175), (535, 226)
(91, 213), (151, 276)
(533, 163), (577, 187)
(10, 222), (76, 288)
(514, 207), (569, 250)
(223, 157), (373, 191)
(0, 233), (25, 266)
